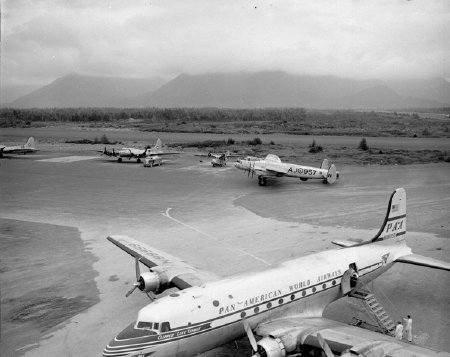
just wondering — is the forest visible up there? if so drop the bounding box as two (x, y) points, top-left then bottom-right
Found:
(1, 107), (449, 138)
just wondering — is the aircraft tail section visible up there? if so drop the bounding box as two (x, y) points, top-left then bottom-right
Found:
(371, 188), (406, 243)
(320, 158), (329, 170)
(24, 137), (35, 148)
(153, 138), (162, 152)
(326, 164), (337, 184)
(332, 188), (406, 248)
(333, 188), (450, 271)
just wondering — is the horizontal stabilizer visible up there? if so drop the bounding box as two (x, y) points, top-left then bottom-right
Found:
(331, 240), (361, 248)
(395, 253), (450, 271)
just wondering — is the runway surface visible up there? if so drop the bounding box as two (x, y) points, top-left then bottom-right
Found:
(0, 142), (449, 356)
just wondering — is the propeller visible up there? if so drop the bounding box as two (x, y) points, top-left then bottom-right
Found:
(317, 333), (335, 357)
(242, 318), (259, 355)
(125, 257), (157, 301)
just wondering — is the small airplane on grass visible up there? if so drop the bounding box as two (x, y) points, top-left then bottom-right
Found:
(195, 151), (242, 167)
(102, 188), (449, 357)
(235, 154), (339, 186)
(0, 137), (39, 158)
(99, 139), (179, 164)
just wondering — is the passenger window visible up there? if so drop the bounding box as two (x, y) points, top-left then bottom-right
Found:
(154, 322), (160, 330)
(161, 322), (171, 332)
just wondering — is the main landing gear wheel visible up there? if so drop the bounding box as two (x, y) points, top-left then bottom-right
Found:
(118, 157), (123, 163)
(258, 176), (267, 186)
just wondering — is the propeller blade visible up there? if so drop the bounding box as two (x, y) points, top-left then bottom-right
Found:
(317, 333), (335, 357)
(125, 283), (139, 298)
(135, 256), (141, 281)
(242, 318), (258, 352)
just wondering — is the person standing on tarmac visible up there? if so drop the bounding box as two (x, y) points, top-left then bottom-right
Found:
(404, 315), (413, 342)
(395, 321), (404, 340)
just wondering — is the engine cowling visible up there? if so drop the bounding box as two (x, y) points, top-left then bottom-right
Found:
(138, 270), (169, 294)
(256, 337), (287, 357)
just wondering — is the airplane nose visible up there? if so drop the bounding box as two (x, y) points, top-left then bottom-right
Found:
(102, 322), (155, 357)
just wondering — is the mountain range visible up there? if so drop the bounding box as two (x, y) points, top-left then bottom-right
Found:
(5, 72), (450, 109)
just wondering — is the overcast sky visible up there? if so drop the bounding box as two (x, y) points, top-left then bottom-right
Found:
(1, 0), (449, 93)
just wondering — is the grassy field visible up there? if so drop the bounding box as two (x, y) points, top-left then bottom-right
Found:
(2, 107), (450, 138)
(166, 138), (450, 166)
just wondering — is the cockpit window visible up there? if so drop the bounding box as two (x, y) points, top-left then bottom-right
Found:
(136, 321), (171, 333)
(137, 321), (153, 329)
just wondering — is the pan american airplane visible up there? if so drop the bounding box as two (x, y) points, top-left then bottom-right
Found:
(0, 137), (39, 158)
(100, 139), (179, 164)
(102, 188), (450, 357)
(235, 155), (339, 186)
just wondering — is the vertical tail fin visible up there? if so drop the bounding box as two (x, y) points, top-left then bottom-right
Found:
(24, 137), (35, 148)
(326, 164), (337, 184)
(320, 158), (330, 170)
(372, 188), (406, 243)
(153, 138), (162, 152)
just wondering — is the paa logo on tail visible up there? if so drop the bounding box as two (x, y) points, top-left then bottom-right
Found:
(372, 188), (406, 242)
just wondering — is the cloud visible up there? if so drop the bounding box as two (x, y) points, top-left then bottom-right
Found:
(1, 0), (449, 90)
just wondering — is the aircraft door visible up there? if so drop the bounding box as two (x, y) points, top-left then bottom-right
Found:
(341, 263), (359, 296)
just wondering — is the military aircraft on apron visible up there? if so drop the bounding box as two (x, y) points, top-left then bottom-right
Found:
(195, 150), (241, 167)
(235, 154), (339, 186)
(0, 137), (39, 158)
(100, 138), (179, 164)
(102, 188), (449, 357)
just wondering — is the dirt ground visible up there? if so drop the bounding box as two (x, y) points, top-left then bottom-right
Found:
(0, 128), (449, 357)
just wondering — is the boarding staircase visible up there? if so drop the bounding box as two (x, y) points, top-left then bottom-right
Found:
(349, 289), (396, 336)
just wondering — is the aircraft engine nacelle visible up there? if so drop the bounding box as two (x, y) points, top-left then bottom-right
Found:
(138, 271), (169, 294)
(256, 337), (287, 357)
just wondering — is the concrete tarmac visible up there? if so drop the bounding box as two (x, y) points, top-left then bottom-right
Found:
(0, 143), (449, 356)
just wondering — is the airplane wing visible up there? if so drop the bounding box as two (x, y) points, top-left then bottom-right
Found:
(98, 148), (117, 156)
(107, 235), (218, 289)
(254, 317), (449, 357)
(147, 151), (181, 156)
(264, 161), (289, 175)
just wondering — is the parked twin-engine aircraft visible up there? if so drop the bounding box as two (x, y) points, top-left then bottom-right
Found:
(195, 151), (241, 167)
(102, 188), (449, 357)
(0, 137), (38, 158)
(235, 154), (339, 186)
(100, 139), (179, 164)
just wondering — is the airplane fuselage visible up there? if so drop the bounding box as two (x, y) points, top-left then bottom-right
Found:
(118, 148), (146, 158)
(211, 157), (226, 166)
(103, 241), (410, 357)
(0, 146), (37, 155)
